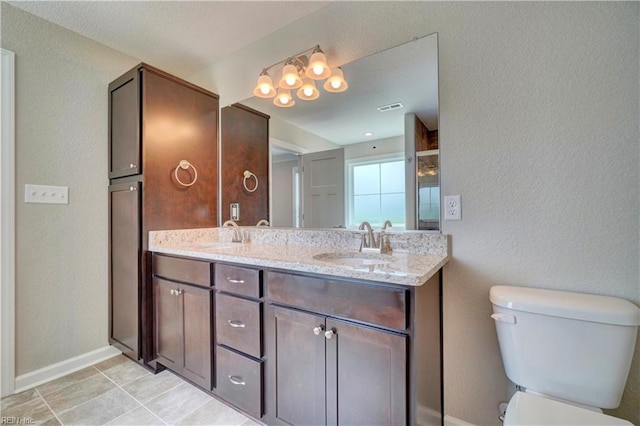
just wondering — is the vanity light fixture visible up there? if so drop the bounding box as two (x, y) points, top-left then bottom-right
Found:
(273, 88), (295, 108)
(253, 44), (347, 108)
(253, 70), (276, 98)
(297, 77), (320, 101)
(323, 67), (348, 93)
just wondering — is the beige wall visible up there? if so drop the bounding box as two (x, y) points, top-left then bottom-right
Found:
(0, 4), (137, 375)
(194, 2), (639, 424)
(2, 2), (638, 425)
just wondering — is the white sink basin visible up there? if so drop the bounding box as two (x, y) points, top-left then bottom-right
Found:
(312, 252), (395, 267)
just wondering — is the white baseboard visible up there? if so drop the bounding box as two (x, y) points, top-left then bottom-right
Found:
(14, 345), (121, 394)
(417, 405), (476, 426)
(444, 414), (476, 426)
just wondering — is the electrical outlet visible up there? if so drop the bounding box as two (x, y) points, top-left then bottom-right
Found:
(25, 184), (69, 205)
(444, 195), (461, 220)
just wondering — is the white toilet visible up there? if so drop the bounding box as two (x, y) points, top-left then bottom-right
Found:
(490, 285), (640, 425)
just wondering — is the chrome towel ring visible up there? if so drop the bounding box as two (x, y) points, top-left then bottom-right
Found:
(243, 170), (258, 192)
(174, 160), (198, 187)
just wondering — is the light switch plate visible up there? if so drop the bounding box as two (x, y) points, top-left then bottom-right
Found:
(230, 203), (240, 220)
(25, 184), (69, 204)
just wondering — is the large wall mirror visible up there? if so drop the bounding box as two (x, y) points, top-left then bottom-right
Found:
(238, 33), (439, 231)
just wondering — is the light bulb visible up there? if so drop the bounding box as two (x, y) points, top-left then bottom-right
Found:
(280, 94), (290, 104)
(286, 76), (296, 86)
(331, 80), (341, 89)
(313, 65), (323, 76)
(260, 86), (270, 95)
(303, 87), (314, 97)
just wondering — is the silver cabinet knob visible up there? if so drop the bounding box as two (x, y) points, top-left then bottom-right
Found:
(313, 326), (324, 336)
(324, 329), (336, 339)
(170, 289), (175, 295)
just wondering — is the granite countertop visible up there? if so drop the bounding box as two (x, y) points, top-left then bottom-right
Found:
(149, 227), (449, 287)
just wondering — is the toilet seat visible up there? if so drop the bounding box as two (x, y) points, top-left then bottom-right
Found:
(503, 392), (633, 426)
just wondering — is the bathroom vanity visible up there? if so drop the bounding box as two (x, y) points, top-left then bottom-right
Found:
(148, 227), (448, 425)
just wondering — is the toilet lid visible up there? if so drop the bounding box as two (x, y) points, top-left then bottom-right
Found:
(504, 392), (633, 426)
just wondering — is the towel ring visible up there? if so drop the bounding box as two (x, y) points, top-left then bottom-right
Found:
(174, 160), (198, 187)
(243, 170), (258, 193)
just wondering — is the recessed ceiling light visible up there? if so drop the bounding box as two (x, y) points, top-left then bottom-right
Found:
(364, 132), (374, 136)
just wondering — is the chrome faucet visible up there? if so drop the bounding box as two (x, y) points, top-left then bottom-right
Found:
(256, 219), (270, 227)
(222, 220), (242, 243)
(379, 220), (393, 254)
(358, 221), (376, 251)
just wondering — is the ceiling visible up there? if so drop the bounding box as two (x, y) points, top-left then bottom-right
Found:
(7, 1), (438, 147)
(7, 1), (330, 77)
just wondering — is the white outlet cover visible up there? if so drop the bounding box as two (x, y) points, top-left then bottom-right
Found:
(444, 195), (461, 220)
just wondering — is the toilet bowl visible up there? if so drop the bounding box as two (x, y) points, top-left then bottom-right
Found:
(503, 391), (633, 426)
(490, 285), (640, 426)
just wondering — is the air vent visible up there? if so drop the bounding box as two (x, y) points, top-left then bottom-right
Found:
(377, 102), (404, 112)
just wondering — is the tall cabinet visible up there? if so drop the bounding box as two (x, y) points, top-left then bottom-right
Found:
(108, 63), (219, 363)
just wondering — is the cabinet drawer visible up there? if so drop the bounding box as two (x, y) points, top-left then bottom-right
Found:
(267, 271), (408, 331)
(215, 264), (262, 298)
(217, 346), (263, 419)
(216, 294), (262, 358)
(153, 254), (211, 287)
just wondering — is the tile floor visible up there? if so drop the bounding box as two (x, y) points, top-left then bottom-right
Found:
(1, 355), (259, 426)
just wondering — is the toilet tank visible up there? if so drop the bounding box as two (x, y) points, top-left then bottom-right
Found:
(490, 286), (640, 409)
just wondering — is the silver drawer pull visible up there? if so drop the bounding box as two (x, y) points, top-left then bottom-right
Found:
(226, 277), (245, 284)
(129, 186), (137, 191)
(228, 375), (245, 386)
(228, 320), (246, 328)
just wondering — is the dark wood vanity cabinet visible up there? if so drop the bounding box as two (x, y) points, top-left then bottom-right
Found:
(147, 251), (443, 425)
(108, 181), (141, 360)
(265, 270), (443, 426)
(266, 271), (411, 425)
(269, 306), (407, 425)
(108, 63), (219, 363)
(152, 254), (214, 390)
(214, 263), (265, 419)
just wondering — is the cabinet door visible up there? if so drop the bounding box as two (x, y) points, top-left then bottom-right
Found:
(109, 182), (141, 359)
(271, 306), (326, 426)
(326, 318), (407, 425)
(109, 69), (140, 179)
(182, 285), (213, 390)
(154, 278), (183, 372)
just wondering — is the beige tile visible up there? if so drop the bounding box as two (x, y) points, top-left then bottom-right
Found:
(106, 406), (166, 426)
(101, 360), (151, 386)
(1, 394), (56, 424)
(241, 418), (262, 426)
(40, 417), (62, 426)
(0, 388), (39, 411)
(92, 354), (129, 372)
(41, 373), (116, 415)
(121, 370), (183, 404)
(36, 367), (99, 396)
(177, 398), (249, 426)
(56, 388), (139, 425)
(145, 382), (211, 425)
